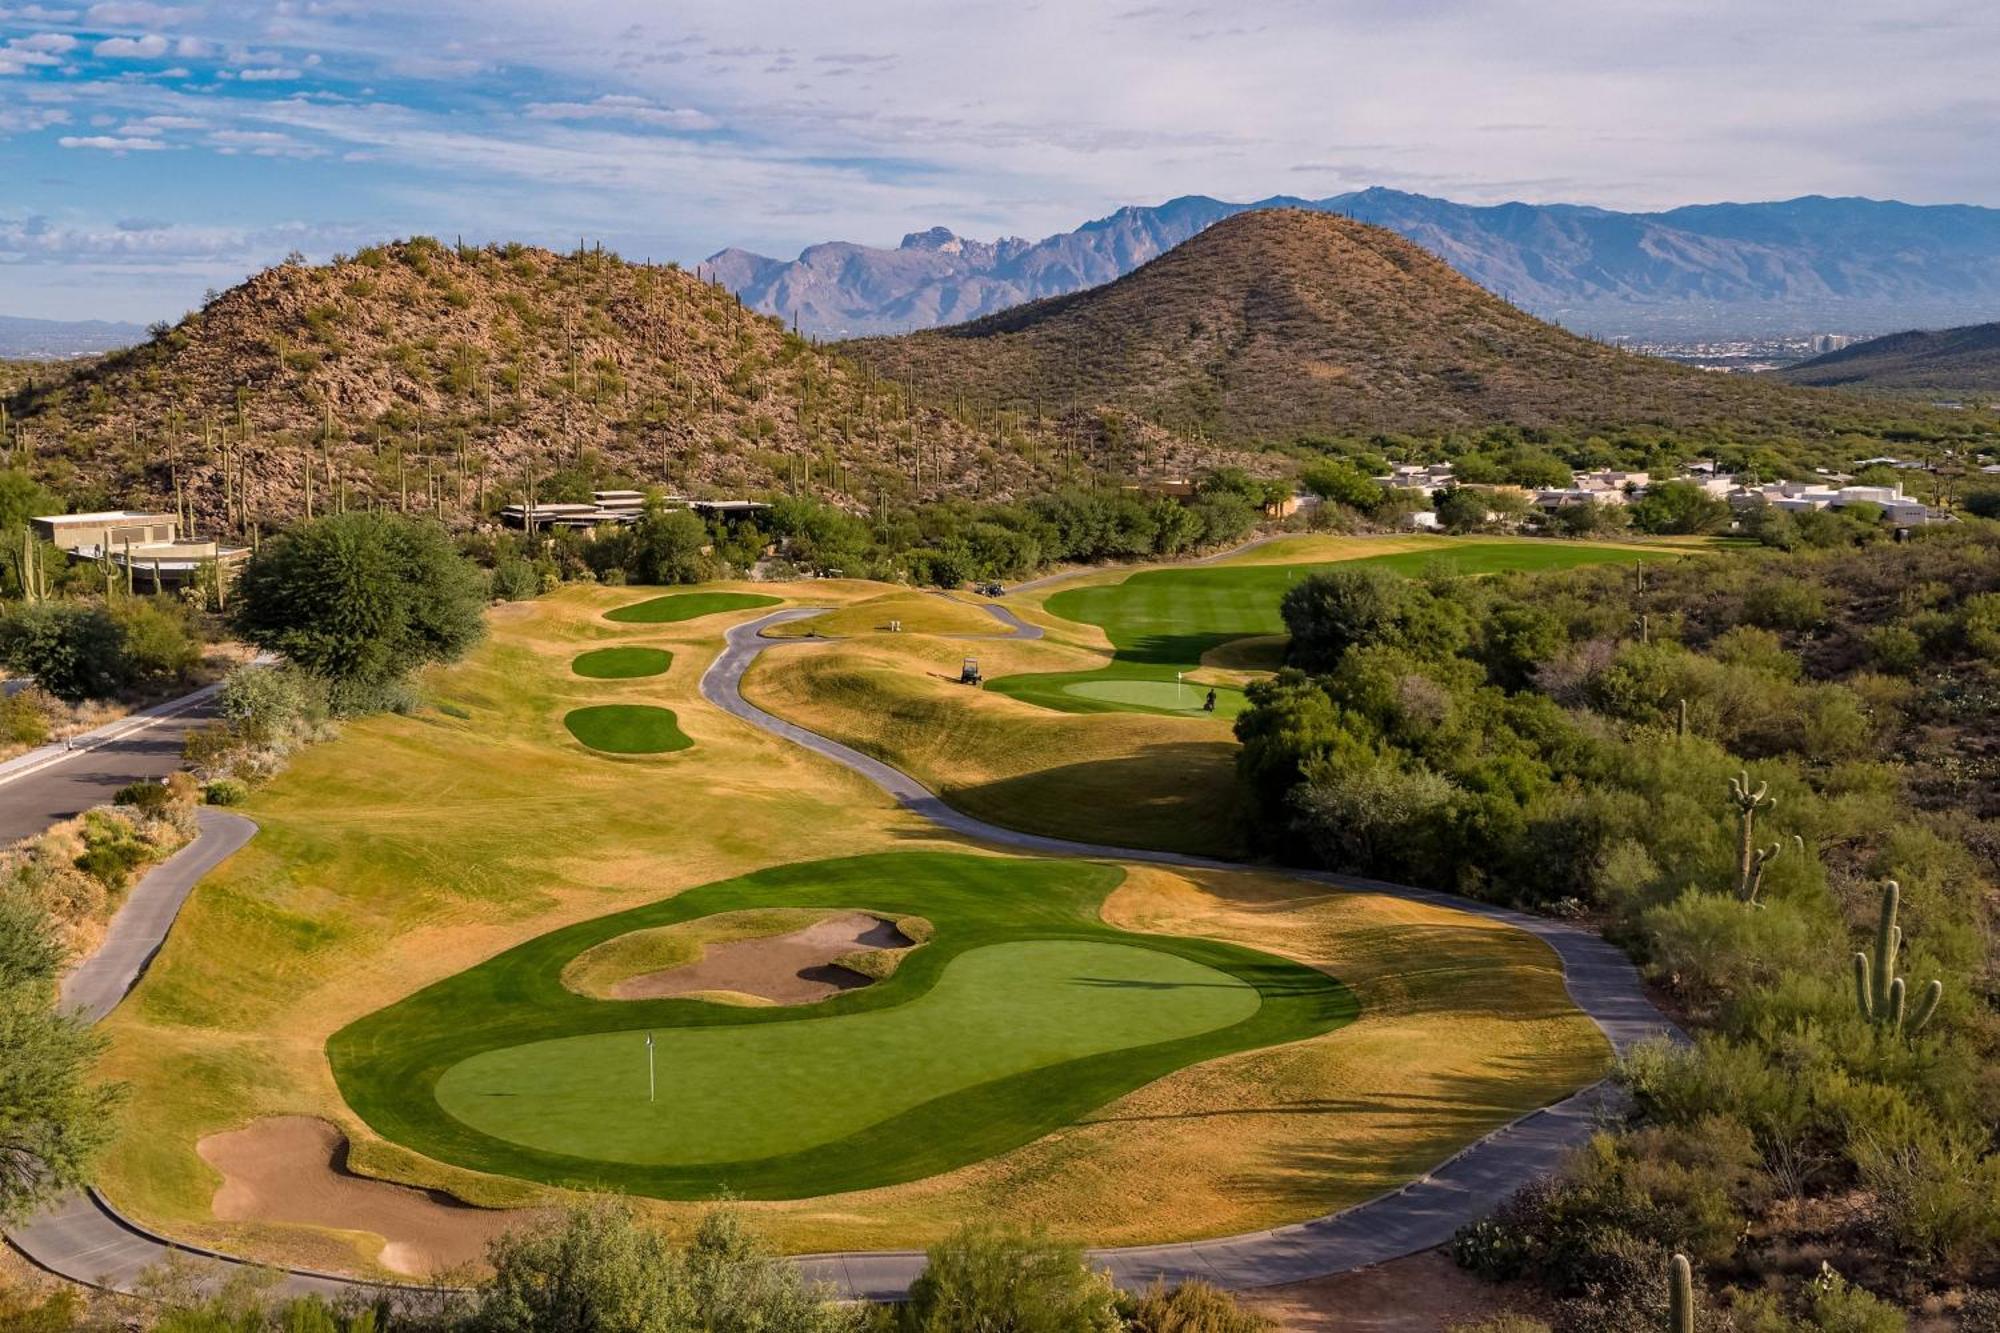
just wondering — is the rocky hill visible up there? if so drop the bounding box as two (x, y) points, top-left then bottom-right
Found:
(1779, 322), (2000, 393)
(714, 190), (2000, 340)
(840, 209), (1839, 441)
(1, 238), (1237, 532)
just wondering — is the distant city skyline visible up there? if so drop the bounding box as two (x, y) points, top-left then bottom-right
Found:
(1, 0), (1997, 321)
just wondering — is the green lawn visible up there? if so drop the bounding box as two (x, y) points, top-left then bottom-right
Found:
(988, 671), (1252, 720)
(990, 538), (1650, 714)
(572, 646), (674, 679)
(328, 853), (1354, 1198)
(605, 592), (781, 624)
(563, 705), (693, 754)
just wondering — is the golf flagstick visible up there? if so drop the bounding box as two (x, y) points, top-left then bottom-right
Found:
(646, 1031), (655, 1102)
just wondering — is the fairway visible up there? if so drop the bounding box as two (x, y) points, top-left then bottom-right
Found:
(606, 591), (781, 624)
(563, 704), (692, 754)
(572, 646), (673, 679)
(991, 538), (1648, 713)
(999, 674), (1251, 719)
(438, 940), (1258, 1166)
(329, 852), (1354, 1198)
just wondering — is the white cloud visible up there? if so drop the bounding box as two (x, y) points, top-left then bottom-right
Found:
(173, 35), (210, 58)
(58, 133), (169, 149)
(15, 32), (80, 54)
(238, 67), (302, 81)
(524, 93), (718, 131)
(207, 127), (319, 156)
(0, 105), (73, 132)
(94, 34), (171, 59)
(83, 1), (183, 23)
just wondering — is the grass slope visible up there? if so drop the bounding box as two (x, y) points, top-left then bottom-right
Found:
(764, 591), (1006, 640)
(563, 705), (692, 755)
(329, 853), (1352, 1197)
(607, 592), (781, 624)
(572, 646), (674, 679)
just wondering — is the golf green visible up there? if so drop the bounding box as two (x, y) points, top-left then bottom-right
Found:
(572, 646), (674, 679)
(563, 705), (692, 754)
(606, 592), (781, 624)
(990, 539), (1648, 716)
(438, 940), (1258, 1166)
(328, 853), (1354, 1197)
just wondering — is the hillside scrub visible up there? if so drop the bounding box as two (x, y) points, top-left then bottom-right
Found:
(1234, 524), (2000, 1321)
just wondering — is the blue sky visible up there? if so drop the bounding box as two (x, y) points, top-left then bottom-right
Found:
(3, 0), (1997, 321)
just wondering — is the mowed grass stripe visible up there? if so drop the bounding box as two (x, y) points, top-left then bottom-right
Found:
(572, 646), (674, 679)
(606, 592), (780, 624)
(563, 705), (692, 754)
(328, 853), (1354, 1198)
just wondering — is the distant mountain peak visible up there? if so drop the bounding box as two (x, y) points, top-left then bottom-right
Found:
(707, 191), (2000, 341)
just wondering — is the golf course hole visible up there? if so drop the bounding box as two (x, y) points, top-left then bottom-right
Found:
(434, 939), (1263, 1168)
(605, 592), (781, 624)
(572, 646), (673, 679)
(563, 704), (692, 755)
(566, 910), (923, 1006)
(1060, 678), (1247, 718)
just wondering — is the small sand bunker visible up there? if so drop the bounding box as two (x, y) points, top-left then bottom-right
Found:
(612, 911), (913, 1004)
(199, 1116), (532, 1278)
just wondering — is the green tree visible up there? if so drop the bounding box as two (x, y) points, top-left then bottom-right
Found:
(0, 602), (130, 701)
(1280, 567), (1406, 673)
(627, 506), (715, 586)
(232, 513), (486, 704)
(899, 1224), (1121, 1333)
(1299, 459), (1386, 510)
(1628, 482), (1732, 535)
(0, 893), (120, 1220)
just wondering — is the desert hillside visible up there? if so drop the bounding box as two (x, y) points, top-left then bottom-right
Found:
(841, 208), (1856, 441)
(1, 238), (1238, 531)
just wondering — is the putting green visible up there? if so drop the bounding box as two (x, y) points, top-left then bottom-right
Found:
(990, 539), (1649, 717)
(606, 592), (780, 624)
(1059, 678), (1248, 719)
(572, 646), (674, 679)
(563, 705), (692, 754)
(438, 940), (1258, 1166)
(328, 853), (1354, 1197)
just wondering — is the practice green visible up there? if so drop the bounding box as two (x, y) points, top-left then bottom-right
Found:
(329, 853), (1354, 1197)
(563, 705), (692, 754)
(606, 592), (780, 624)
(572, 646), (673, 679)
(991, 538), (1648, 715)
(438, 940), (1258, 1165)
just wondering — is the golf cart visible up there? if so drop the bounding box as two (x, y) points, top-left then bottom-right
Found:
(959, 656), (984, 686)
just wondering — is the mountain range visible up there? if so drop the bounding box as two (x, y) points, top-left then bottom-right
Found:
(708, 189), (2000, 339)
(841, 209), (1821, 441)
(0, 314), (150, 359)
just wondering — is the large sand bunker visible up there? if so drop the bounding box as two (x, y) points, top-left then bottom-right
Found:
(611, 911), (913, 1004)
(198, 1116), (532, 1277)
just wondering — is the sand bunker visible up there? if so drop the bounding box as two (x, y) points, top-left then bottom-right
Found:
(611, 911), (913, 1004)
(198, 1116), (532, 1277)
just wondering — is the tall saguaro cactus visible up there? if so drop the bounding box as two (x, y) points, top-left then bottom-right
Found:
(1730, 772), (1777, 901)
(1669, 1253), (1694, 1333)
(1854, 880), (1944, 1037)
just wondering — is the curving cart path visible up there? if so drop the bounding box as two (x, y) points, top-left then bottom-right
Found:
(9, 604), (1677, 1304)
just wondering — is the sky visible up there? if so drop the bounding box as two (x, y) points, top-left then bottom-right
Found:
(2, 0), (1998, 322)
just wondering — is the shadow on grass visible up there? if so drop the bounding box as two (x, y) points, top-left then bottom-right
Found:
(946, 745), (1245, 860)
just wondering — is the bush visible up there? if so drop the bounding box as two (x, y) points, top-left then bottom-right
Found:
(899, 1224), (1122, 1332)
(112, 780), (173, 813)
(202, 779), (249, 806)
(0, 602), (129, 701)
(105, 596), (200, 683)
(1120, 1280), (1271, 1332)
(0, 689), (49, 747)
(489, 559), (540, 602)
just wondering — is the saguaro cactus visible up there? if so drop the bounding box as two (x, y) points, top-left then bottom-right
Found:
(1669, 1252), (1694, 1333)
(1854, 880), (1944, 1036)
(1730, 772), (1776, 901)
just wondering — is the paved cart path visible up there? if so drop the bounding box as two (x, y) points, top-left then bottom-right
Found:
(8, 606), (1677, 1303)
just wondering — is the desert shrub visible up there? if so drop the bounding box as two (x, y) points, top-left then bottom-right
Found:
(894, 915), (935, 943)
(1863, 625), (1923, 676)
(202, 779), (249, 806)
(0, 688), (50, 747)
(1798, 1266), (1908, 1333)
(105, 596), (200, 683)
(489, 559), (540, 602)
(1119, 1279), (1270, 1332)
(112, 780), (173, 813)
(899, 1224), (1121, 1333)
(1642, 891), (1822, 1011)
(1446, 1320), (1551, 1333)
(1742, 581), (1827, 631)
(72, 809), (150, 890)
(0, 602), (129, 701)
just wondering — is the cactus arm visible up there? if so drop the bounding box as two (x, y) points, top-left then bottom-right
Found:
(1854, 952), (1874, 1020)
(1908, 979), (1944, 1034)
(1669, 1253), (1694, 1333)
(1888, 976), (1907, 1031)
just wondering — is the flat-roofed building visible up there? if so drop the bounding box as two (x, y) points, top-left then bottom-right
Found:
(31, 510), (179, 554)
